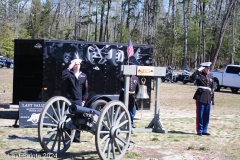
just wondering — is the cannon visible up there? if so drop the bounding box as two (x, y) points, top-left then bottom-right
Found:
(38, 96), (133, 159)
(37, 65), (167, 159)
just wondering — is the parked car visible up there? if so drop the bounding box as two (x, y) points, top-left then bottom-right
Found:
(182, 69), (196, 84)
(210, 65), (240, 93)
(0, 58), (6, 68)
(0, 57), (14, 68)
(173, 69), (196, 85)
(10, 60), (14, 69)
(161, 66), (174, 83)
(5, 59), (14, 68)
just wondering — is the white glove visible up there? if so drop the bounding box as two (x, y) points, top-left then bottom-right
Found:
(198, 66), (205, 71)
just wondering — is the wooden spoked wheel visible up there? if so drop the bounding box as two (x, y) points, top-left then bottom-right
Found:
(38, 96), (76, 155)
(95, 100), (131, 160)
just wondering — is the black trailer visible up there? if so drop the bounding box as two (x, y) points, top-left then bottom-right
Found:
(12, 39), (153, 110)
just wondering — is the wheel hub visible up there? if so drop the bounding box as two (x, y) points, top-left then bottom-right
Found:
(57, 120), (64, 132)
(110, 127), (120, 138)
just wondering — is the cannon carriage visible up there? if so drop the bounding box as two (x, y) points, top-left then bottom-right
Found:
(38, 65), (167, 159)
(38, 96), (133, 160)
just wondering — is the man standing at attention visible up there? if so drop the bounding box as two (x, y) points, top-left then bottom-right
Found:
(191, 62), (214, 136)
(62, 58), (88, 142)
(117, 73), (140, 128)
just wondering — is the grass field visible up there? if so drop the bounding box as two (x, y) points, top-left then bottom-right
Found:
(0, 68), (240, 160)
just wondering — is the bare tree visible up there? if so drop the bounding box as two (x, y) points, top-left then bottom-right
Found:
(182, 0), (187, 69)
(199, 0), (206, 62)
(212, 0), (235, 70)
(104, 0), (112, 41)
(208, 0), (223, 64)
(99, 0), (106, 41)
(231, 1), (236, 64)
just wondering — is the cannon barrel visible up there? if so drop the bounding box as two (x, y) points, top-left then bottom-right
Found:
(69, 104), (101, 116)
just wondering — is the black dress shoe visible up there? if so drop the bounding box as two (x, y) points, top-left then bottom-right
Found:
(202, 133), (210, 136)
(197, 133), (202, 136)
(132, 126), (136, 128)
(73, 139), (81, 143)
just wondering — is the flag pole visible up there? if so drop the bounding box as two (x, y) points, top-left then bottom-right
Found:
(128, 40), (129, 65)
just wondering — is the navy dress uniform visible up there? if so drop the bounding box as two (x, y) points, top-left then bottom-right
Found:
(62, 58), (88, 142)
(62, 60), (88, 105)
(191, 62), (214, 136)
(117, 74), (140, 128)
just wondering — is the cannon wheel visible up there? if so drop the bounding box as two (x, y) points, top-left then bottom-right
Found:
(95, 100), (131, 160)
(38, 96), (76, 155)
(90, 99), (108, 111)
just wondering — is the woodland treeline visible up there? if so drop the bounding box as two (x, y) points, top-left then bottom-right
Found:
(0, 0), (239, 70)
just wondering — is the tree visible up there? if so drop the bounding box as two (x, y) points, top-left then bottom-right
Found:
(27, 0), (42, 38)
(212, 0), (235, 70)
(0, 23), (14, 58)
(40, 0), (52, 38)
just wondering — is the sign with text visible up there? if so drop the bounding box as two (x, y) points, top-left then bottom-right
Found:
(137, 66), (166, 76)
(19, 102), (49, 128)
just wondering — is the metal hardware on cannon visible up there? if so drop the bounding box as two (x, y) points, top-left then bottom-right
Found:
(136, 78), (149, 120)
(68, 104), (101, 128)
(69, 104), (100, 117)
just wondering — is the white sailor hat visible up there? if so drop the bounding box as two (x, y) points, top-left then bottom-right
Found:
(71, 58), (82, 64)
(200, 62), (212, 67)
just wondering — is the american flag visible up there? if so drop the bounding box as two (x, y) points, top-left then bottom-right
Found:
(127, 39), (134, 58)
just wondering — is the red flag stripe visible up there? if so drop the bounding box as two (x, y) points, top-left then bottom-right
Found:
(127, 40), (134, 58)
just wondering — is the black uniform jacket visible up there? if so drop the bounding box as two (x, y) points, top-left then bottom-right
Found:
(62, 68), (88, 102)
(191, 70), (214, 104)
(117, 74), (140, 104)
